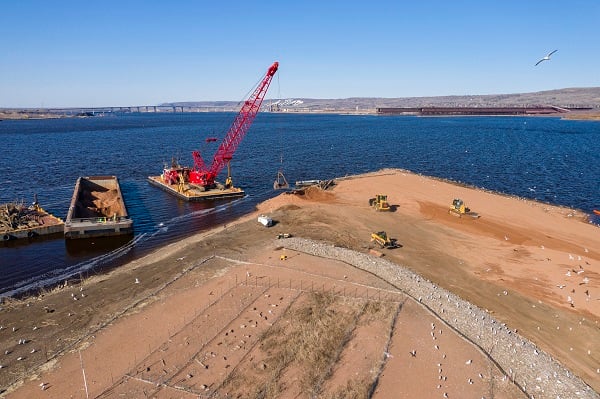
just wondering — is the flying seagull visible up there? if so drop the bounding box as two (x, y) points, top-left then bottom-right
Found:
(535, 49), (558, 66)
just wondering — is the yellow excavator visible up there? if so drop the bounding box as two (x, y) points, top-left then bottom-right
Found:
(371, 231), (398, 248)
(369, 194), (391, 211)
(448, 198), (480, 218)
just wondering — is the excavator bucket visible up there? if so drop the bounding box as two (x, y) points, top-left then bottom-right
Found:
(273, 171), (289, 190)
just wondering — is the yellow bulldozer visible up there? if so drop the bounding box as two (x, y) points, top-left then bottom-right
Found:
(369, 194), (391, 211)
(448, 198), (480, 218)
(370, 231), (398, 248)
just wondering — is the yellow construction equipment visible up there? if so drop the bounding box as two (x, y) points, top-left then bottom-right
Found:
(369, 194), (391, 211)
(370, 231), (398, 248)
(449, 198), (480, 218)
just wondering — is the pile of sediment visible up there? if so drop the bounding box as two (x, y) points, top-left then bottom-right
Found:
(77, 188), (122, 218)
(282, 237), (599, 399)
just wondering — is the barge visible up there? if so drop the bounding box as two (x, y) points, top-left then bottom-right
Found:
(1, 200), (64, 241)
(64, 176), (133, 239)
(147, 173), (245, 201)
(295, 180), (322, 188)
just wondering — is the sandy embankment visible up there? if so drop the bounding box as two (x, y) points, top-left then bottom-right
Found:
(0, 168), (598, 398)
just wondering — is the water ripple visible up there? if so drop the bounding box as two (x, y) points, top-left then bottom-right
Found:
(1, 113), (598, 296)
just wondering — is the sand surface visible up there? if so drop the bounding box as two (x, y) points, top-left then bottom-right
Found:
(0, 169), (599, 398)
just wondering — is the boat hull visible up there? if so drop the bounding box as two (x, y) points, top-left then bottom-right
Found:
(1, 205), (64, 242)
(147, 175), (245, 201)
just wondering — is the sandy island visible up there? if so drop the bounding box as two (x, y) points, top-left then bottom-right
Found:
(0, 169), (599, 398)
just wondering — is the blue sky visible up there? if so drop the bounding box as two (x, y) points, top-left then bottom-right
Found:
(1, 1), (598, 108)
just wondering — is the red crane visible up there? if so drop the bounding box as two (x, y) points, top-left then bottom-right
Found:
(187, 61), (279, 187)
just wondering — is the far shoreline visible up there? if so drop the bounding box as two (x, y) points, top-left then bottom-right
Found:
(2, 108), (600, 121)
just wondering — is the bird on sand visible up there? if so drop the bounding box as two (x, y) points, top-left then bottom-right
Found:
(535, 49), (557, 66)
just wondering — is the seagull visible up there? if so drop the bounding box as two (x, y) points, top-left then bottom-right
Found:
(535, 49), (557, 66)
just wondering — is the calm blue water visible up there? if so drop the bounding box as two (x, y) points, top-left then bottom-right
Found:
(1, 113), (599, 296)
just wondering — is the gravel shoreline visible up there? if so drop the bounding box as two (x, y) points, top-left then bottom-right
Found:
(283, 237), (599, 399)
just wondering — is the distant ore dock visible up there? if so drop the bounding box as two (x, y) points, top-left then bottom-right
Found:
(1, 201), (64, 241)
(376, 105), (582, 115)
(64, 176), (133, 239)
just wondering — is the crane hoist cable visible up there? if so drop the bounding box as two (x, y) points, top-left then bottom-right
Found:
(273, 72), (289, 190)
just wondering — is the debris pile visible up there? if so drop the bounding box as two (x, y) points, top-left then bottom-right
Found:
(0, 202), (44, 232)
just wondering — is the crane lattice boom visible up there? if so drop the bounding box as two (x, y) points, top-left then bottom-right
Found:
(190, 61), (279, 186)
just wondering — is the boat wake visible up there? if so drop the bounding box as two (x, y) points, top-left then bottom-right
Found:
(1, 233), (147, 298)
(147, 194), (252, 236)
(0, 194), (260, 298)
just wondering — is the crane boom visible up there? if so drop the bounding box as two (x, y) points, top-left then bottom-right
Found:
(190, 61), (279, 186)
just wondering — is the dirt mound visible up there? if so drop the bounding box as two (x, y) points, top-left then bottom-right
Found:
(76, 188), (124, 218)
(298, 186), (336, 202)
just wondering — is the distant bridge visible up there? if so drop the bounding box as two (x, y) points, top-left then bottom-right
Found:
(0, 105), (241, 116)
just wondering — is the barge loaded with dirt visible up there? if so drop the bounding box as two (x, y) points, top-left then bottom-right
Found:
(64, 176), (133, 239)
(1, 200), (64, 241)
